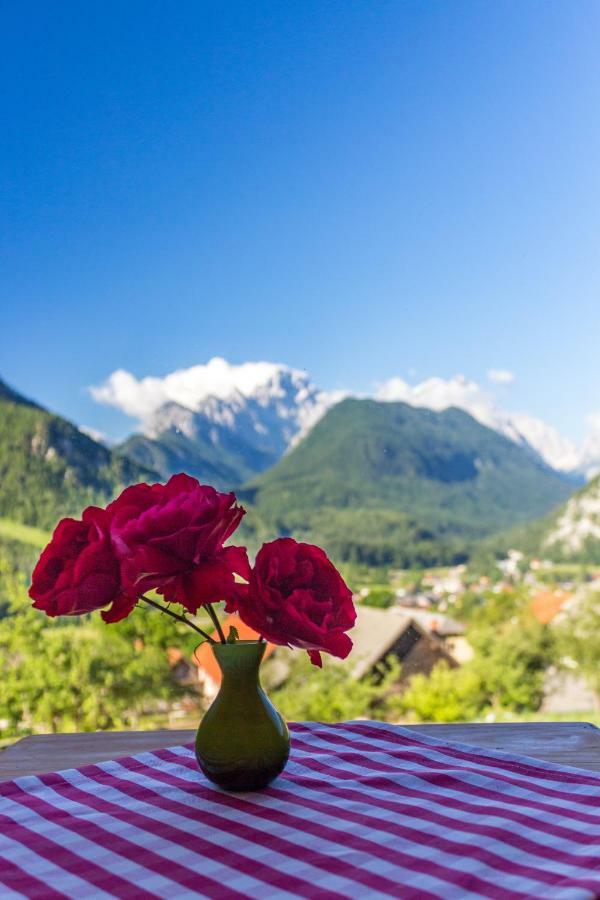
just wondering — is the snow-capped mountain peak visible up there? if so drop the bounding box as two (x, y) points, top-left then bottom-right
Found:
(506, 412), (581, 473)
(92, 360), (596, 479)
(91, 357), (316, 419)
(93, 358), (338, 466)
(144, 401), (200, 440)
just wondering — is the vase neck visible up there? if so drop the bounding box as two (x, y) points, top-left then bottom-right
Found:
(212, 641), (266, 690)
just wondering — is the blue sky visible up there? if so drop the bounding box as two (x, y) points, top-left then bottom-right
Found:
(2, 1), (599, 443)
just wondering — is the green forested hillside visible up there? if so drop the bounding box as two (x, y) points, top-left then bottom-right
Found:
(476, 474), (600, 565)
(118, 429), (260, 490)
(240, 399), (574, 566)
(0, 378), (157, 529)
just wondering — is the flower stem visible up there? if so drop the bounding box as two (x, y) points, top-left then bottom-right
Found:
(205, 602), (227, 644)
(139, 595), (216, 644)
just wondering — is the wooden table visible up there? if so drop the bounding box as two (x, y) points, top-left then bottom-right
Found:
(1, 722), (599, 782)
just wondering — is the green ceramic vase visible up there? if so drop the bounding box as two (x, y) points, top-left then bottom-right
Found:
(195, 640), (290, 791)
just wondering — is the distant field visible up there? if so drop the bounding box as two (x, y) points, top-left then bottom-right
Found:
(0, 518), (50, 548)
(546, 562), (600, 576)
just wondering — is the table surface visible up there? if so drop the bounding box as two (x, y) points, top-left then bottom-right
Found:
(1, 721), (600, 782)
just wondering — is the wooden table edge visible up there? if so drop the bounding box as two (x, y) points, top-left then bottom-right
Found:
(1, 721), (600, 782)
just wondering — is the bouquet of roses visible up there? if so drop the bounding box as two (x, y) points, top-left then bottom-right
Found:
(29, 473), (356, 667)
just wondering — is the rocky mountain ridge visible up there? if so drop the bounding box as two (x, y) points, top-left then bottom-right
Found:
(98, 362), (594, 485)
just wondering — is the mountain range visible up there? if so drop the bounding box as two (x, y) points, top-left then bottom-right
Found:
(91, 360), (594, 486)
(0, 367), (593, 568)
(115, 364), (332, 489)
(239, 398), (573, 566)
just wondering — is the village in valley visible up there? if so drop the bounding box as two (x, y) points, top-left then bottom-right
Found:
(158, 551), (600, 729)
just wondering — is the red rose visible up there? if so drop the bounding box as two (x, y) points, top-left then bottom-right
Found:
(228, 538), (356, 666)
(29, 507), (124, 617)
(106, 473), (249, 621)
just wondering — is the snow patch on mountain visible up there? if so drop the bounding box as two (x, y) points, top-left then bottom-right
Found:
(545, 478), (600, 552)
(92, 357), (341, 462)
(91, 358), (313, 420)
(375, 374), (580, 473)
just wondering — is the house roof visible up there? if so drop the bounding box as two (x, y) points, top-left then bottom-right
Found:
(192, 614), (276, 686)
(345, 605), (447, 679)
(531, 589), (573, 624)
(408, 609), (466, 637)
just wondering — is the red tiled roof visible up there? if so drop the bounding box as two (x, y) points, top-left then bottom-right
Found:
(531, 589), (572, 624)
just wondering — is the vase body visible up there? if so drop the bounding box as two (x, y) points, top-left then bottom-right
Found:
(195, 641), (290, 791)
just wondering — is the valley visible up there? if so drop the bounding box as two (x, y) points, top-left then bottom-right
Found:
(0, 370), (591, 567)
(1, 369), (600, 742)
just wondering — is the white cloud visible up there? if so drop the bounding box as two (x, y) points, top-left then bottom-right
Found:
(375, 374), (500, 429)
(90, 357), (304, 420)
(487, 369), (515, 385)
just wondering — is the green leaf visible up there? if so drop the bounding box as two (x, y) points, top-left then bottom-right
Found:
(227, 626), (239, 644)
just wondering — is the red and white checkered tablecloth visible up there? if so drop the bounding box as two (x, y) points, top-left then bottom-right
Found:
(1, 720), (600, 899)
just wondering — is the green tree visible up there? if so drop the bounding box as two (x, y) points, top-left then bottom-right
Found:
(469, 618), (555, 711)
(556, 590), (600, 693)
(398, 614), (556, 723)
(271, 654), (400, 723)
(0, 610), (179, 735)
(0, 577), (189, 737)
(453, 588), (528, 628)
(362, 587), (395, 609)
(397, 663), (487, 723)
(0, 552), (28, 618)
